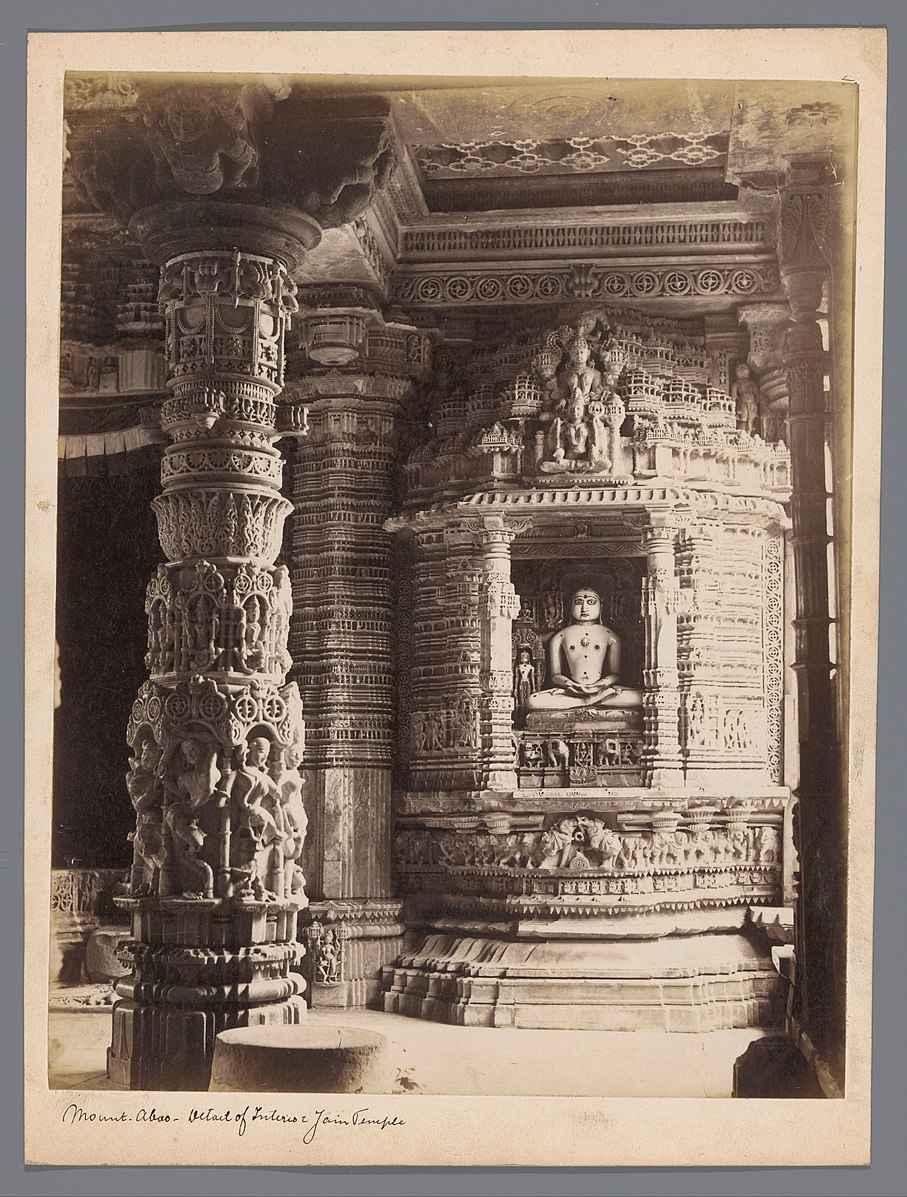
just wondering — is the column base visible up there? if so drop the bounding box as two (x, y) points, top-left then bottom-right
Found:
(108, 996), (308, 1090)
(108, 897), (308, 1089)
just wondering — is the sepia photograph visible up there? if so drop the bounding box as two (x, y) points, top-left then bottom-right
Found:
(24, 27), (885, 1169)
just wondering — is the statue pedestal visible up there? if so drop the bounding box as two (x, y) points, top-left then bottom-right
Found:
(519, 708), (645, 788)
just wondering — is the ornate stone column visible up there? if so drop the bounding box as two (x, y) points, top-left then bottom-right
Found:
(407, 520), (485, 793)
(778, 155), (843, 1075)
(473, 516), (524, 791)
(284, 304), (425, 1005)
(108, 244), (310, 1090)
(65, 76), (399, 1084)
(677, 515), (783, 789)
(641, 522), (683, 787)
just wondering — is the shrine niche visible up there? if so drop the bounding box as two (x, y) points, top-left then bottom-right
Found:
(511, 558), (646, 787)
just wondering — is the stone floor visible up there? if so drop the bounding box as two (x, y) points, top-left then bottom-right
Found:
(48, 999), (768, 1096)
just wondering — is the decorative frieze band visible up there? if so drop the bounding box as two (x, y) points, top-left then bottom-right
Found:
(394, 262), (781, 307)
(401, 218), (769, 259)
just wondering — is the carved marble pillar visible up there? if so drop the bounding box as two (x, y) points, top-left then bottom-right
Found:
(677, 519), (779, 787)
(779, 156), (843, 1074)
(289, 387), (398, 899)
(474, 517), (523, 791)
(641, 523), (682, 786)
(108, 246), (310, 1089)
(65, 76), (401, 1075)
(282, 306), (424, 1005)
(408, 521), (485, 793)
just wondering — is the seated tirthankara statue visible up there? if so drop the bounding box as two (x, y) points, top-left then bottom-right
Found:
(526, 586), (643, 712)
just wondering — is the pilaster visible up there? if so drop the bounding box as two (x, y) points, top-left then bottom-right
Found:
(641, 523), (683, 786)
(738, 302), (792, 442)
(408, 520), (485, 793)
(473, 516), (526, 791)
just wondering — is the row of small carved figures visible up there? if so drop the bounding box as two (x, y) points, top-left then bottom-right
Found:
(516, 737), (644, 770)
(125, 736), (307, 904)
(395, 820), (779, 872)
(145, 597), (289, 677)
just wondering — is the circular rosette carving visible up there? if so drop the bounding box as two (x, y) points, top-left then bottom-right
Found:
(164, 690), (192, 722)
(231, 692), (260, 726)
(197, 689), (228, 723)
(261, 693), (287, 725)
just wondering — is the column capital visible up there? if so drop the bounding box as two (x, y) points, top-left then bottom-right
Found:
(66, 79), (398, 268)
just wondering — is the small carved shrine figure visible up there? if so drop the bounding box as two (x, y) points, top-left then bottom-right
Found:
(519, 740), (543, 769)
(542, 589), (564, 629)
(316, 926), (343, 984)
(100, 354), (119, 392)
(126, 736), (164, 895)
(528, 587), (643, 711)
(754, 826), (776, 864)
(542, 334), (622, 472)
(603, 737), (621, 767)
(731, 363), (760, 436)
(513, 646), (538, 716)
(85, 357), (100, 391)
(546, 737), (570, 770)
(163, 737), (220, 898)
(581, 817), (622, 867)
(729, 828), (750, 861)
(242, 595), (266, 671)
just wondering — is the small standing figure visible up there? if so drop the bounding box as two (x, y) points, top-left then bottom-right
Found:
(227, 736), (284, 901)
(85, 356), (100, 392)
(732, 363), (761, 436)
(513, 646), (538, 717)
(270, 745), (308, 898)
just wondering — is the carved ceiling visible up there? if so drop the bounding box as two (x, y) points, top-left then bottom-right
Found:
(60, 74), (856, 320)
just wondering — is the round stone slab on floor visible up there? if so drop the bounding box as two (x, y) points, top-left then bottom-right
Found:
(209, 1025), (387, 1093)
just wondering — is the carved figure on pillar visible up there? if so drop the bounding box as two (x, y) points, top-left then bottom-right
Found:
(125, 736), (164, 896)
(63, 76), (403, 1088)
(161, 737), (220, 899)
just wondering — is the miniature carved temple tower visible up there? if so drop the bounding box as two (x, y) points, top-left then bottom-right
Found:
(383, 309), (794, 1029)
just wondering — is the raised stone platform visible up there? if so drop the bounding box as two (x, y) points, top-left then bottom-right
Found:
(382, 928), (781, 1032)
